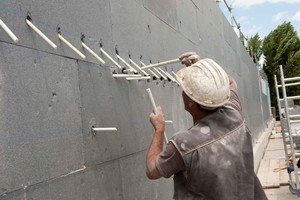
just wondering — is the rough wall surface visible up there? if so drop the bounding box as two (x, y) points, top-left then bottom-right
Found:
(0, 0), (271, 199)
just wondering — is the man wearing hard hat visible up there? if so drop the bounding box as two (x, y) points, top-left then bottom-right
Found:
(146, 52), (267, 199)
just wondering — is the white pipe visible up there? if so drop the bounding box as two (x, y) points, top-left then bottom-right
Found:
(158, 68), (178, 83)
(126, 76), (151, 80)
(58, 34), (86, 59)
(123, 69), (135, 73)
(0, 19), (19, 42)
(100, 48), (122, 69)
(171, 71), (180, 85)
(146, 88), (168, 144)
(92, 127), (117, 136)
(112, 74), (142, 78)
(92, 127), (117, 131)
(26, 19), (57, 49)
(116, 55), (138, 73)
(172, 71), (180, 85)
(81, 42), (105, 64)
(165, 120), (173, 123)
(154, 68), (168, 80)
(129, 58), (149, 76)
(140, 61), (160, 79)
(164, 71), (177, 82)
(141, 58), (180, 70)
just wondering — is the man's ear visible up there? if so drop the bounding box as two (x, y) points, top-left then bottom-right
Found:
(188, 101), (195, 108)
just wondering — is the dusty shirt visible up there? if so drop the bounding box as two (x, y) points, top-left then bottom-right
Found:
(156, 88), (241, 178)
(155, 88), (267, 200)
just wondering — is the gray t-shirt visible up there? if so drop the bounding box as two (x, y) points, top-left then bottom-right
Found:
(156, 88), (242, 178)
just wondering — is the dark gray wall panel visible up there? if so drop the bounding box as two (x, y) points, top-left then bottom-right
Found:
(0, 0), (113, 63)
(0, 0), (271, 198)
(0, 43), (83, 193)
(120, 151), (173, 200)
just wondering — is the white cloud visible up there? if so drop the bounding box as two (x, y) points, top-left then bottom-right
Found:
(245, 25), (262, 36)
(232, 0), (300, 8)
(292, 10), (300, 21)
(238, 16), (250, 25)
(272, 11), (288, 23)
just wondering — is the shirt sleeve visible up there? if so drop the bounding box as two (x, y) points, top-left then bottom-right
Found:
(228, 87), (242, 112)
(155, 142), (186, 178)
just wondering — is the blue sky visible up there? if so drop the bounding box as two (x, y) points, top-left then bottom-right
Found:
(219, 0), (300, 39)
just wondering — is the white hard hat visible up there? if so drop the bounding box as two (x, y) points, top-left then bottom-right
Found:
(176, 58), (230, 109)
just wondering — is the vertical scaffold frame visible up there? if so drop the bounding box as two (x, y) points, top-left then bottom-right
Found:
(274, 65), (300, 196)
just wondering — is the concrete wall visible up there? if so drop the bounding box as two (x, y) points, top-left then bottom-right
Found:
(0, 0), (271, 199)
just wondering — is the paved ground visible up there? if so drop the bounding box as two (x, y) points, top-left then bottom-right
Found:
(257, 130), (300, 199)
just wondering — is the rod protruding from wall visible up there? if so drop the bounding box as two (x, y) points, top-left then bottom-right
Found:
(100, 47), (122, 69)
(91, 126), (117, 136)
(140, 61), (160, 79)
(146, 88), (168, 144)
(172, 71), (180, 85)
(57, 27), (86, 59)
(116, 54), (138, 73)
(129, 58), (149, 76)
(0, 19), (19, 43)
(141, 58), (180, 70)
(153, 68), (168, 80)
(81, 34), (105, 64)
(26, 16), (57, 49)
(126, 76), (151, 81)
(112, 74), (142, 78)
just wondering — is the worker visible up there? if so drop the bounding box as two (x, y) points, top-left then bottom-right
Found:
(146, 52), (267, 199)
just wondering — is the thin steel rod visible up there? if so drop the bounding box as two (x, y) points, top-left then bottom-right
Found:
(126, 76), (151, 80)
(92, 127), (117, 136)
(159, 69), (178, 83)
(153, 68), (168, 80)
(112, 74), (142, 78)
(147, 69), (160, 79)
(100, 48), (122, 69)
(0, 19), (19, 42)
(58, 34), (86, 59)
(92, 127), (117, 131)
(141, 58), (180, 70)
(116, 55), (138, 73)
(146, 88), (168, 144)
(140, 61), (160, 79)
(81, 42), (105, 64)
(171, 71), (180, 85)
(129, 58), (149, 76)
(26, 19), (57, 49)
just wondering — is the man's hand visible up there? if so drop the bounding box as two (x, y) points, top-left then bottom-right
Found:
(149, 106), (165, 132)
(179, 52), (200, 66)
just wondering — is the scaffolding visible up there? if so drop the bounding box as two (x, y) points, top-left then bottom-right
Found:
(274, 65), (300, 196)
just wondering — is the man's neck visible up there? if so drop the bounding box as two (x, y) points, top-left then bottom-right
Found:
(192, 109), (216, 124)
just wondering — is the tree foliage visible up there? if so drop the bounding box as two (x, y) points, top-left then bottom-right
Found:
(262, 21), (300, 107)
(248, 33), (263, 64)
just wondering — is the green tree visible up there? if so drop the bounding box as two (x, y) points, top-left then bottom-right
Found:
(262, 21), (300, 107)
(248, 33), (263, 64)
